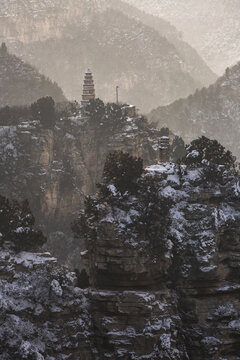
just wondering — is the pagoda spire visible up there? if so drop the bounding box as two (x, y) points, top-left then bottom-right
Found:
(81, 69), (95, 107)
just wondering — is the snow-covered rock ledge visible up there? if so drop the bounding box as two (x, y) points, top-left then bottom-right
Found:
(0, 249), (92, 359)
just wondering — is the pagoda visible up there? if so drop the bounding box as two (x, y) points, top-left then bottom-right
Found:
(81, 69), (95, 107)
(159, 136), (170, 162)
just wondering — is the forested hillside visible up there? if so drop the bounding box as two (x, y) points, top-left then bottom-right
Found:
(149, 62), (240, 159)
(108, 0), (216, 87)
(0, 44), (66, 107)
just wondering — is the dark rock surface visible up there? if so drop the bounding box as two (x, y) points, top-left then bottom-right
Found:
(1, 162), (240, 358)
(81, 163), (240, 359)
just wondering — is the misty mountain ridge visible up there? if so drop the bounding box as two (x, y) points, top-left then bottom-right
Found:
(0, 44), (66, 108)
(9, 5), (216, 112)
(107, 0), (216, 87)
(149, 61), (240, 160)
(125, 0), (240, 75)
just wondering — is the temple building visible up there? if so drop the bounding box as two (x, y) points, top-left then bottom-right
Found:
(122, 104), (137, 118)
(81, 69), (95, 107)
(159, 136), (170, 162)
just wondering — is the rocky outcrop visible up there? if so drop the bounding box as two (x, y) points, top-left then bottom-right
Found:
(0, 113), (161, 230)
(0, 250), (93, 359)
(89, 289), (187, 359)
(0, 109), (165, 267)
(1, 161), (240, 358)
(80, 162), (240, 359)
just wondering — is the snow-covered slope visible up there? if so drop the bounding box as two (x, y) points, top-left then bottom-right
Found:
(0, 249), (92, 359)
(149, 61), (240, 159)
(125, 0), (240, 75)
(0, 44), (66, 107)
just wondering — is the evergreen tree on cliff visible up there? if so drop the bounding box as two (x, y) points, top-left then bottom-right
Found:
(102, 151), (144, 195)
(0, 42), (7, 56)
(31, 97), (56, 128)
(0, 195), (46, 252)
(184, 136), (237, 183)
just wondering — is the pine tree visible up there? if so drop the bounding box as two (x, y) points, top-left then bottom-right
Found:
(0, 196), (46, 252)
(31, 97), (55, 128)
(102, 151), (144, 195)
(184, 136), (237, 184)
(0, 42), (7, 56)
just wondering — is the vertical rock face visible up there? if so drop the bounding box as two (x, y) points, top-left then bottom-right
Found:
(81, 220), (188, 359)
(0, 113), (162, 232)
(0, 109), (167, 269)
(1, 161), (240, 358)
(80, 162), (240, 359)
(90, 290), (187, 359)
(0, 0), (105, 44)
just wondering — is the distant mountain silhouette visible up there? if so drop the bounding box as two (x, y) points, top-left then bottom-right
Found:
(15, 8), (214, 112)
(149, 62), (240, 159)
(124, 0), (240, 75)
(0, 44), (66, 107)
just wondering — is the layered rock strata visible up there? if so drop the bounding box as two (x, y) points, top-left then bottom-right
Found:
(1, 162), (240, 358)
(81, 162), (240, 359)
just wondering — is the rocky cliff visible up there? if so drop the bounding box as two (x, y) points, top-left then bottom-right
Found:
(0, 103), (166, 267)
(0, 250), (93, 359)
(79, 157), (240, 359)
(0, 0), (104, 44)
(1, 157), (240, 359)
